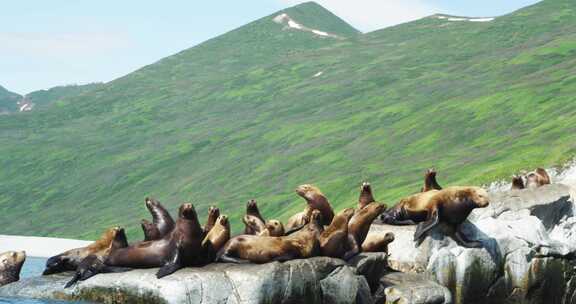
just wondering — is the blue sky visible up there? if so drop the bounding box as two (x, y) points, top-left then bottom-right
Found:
(0, 0), (540, 94)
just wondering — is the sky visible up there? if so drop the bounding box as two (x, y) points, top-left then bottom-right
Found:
(0, 0), (541, 94)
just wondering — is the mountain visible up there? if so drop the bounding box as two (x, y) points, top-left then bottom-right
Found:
(0, 86), (22, 114)
(25, 83), (104, 110)
(1, 0), (575, 239)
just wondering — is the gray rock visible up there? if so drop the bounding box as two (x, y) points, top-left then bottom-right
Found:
(367, 183), (576, 304)
(375, 272), (451, 304)
(0, 255), (383, 304)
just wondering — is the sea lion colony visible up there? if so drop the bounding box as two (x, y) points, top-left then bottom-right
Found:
(0, 167), (553, 288)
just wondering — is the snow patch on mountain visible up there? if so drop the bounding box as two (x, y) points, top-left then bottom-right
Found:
(273, 13), (343, 39)
(436, 15), (495, 22)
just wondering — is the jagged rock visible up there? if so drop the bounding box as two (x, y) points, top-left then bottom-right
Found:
(0, 254), (384, 304)
(367, 183), (576, 304)
(374, 272), (451, 304)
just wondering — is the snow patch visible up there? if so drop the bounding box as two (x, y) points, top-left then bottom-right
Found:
(0, 235), (92, 258)
(436, 15), (495, 23)
(273, 13), (342, 39)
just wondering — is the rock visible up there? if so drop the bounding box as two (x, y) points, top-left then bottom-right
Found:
(374, 272), (451, 304)
(367, 183), (576, 304)
(0, 255), (384, 304)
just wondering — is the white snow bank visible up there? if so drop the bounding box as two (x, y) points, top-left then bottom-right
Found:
(436, 15), (495, 23)
(272, 13), (342, 39)
(0, 235), (92, 258)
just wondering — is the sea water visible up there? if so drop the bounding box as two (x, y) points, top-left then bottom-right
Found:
(0, 257), (85, 304)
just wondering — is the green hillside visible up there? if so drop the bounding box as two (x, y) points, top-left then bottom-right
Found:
(26, 83), (104, 110)
(0, 86), (21, 113)
(1, 0), (575, 240)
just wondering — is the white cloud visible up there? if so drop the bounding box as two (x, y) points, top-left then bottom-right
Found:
(277, 0), (440, 32)
(0, 32), (133, 58)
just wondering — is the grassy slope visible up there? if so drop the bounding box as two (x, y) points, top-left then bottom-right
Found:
(1, 0), (575, 240)
(26, 83), (104, 109)
(0, 86), (21, 113)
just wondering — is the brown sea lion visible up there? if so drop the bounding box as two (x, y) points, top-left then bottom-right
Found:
(525, 168), (551, 189)
(217, 210), (323, 264)
(380, 190), (440, 226)
(421, 168), (443, 192)
(141, 197), (176, 241)
(203, 206), (220, 234)
(263, 220), (285, 237)
(358, 182), (376, 209)
(511, 175), (525, 190)
(109, 203), (205, 278)
(68, 203), (206, 287)
(406, 186), (490, 247)
(202, 215), (231, 261)
(286, 184), (335, 232)
(43, 227), (120, 275)
(319, 208), (358, 259)
(0, 251), (26, 286)
(362, 233), (395, 253)
(243, 200), (266, 235)
(349, 202), (387, 247)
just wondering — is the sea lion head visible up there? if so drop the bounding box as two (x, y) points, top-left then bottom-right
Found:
(511, 175), (525, 189)
(111, 226), (128, 249)
(246, 199), (259, 213)
(1, 251), (26, 283)
(265, 220), (285, 236)
(295, 184), (322, 201)
(217, 215), (230, 229)
(145, 197), (160, 210)
(384, 232), (395, 243)
(208, 206), (220, 219)
(468, 187), (490, 208)
(363, 202), (387, 216)
(179, 203), (197, 220)
(340, 208), (356, 221)
(360, 182), (372, 195)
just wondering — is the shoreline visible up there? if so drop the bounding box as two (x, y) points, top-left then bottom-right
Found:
(0, 235), (92, 258)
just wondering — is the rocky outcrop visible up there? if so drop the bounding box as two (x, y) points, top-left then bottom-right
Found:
(0, 253), (391, 304)
(369, 184), (576, 304)
(2, 184), (575, 304)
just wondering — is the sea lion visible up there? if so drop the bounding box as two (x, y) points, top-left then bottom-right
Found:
(286, 184), (335, 232)
(0, 251), (26, 286)
(380, 190), (440, 226)
(243, 200), (266, 235)
(69, 203), (206, 286)
(511, 175), (525, 190)
(407, 187), (490, 247)
(319, 208), (358, 259)
(202, 215), (231, 262)
(203, 206), (220, 234)
(362, 233), (395, 253)
(141, 197), (175, 241)
(263, 220), (285, 237)
(43, 226), (120, 275)
(108, 203), (205, 278)
(358, 182), (376, 209)
(244, 217), (285, 237)
(349, 202), (387, 247)
(421, 168), (443, 192)
(525, 168), (551, 189)
(217, 210), (323, 264)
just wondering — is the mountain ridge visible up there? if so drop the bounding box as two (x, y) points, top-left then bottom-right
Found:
(0, 0), (575, 239)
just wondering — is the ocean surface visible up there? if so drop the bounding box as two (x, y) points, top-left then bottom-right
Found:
(0, 257), (85, 304)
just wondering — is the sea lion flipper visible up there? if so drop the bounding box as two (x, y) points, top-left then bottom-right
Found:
(343, 234), (360, 261)
(157, 241), (183, 279)
(453, 230), (483, 248)
(284, 222), (306, 235)
(413, 208), (439, 242)
(216, 254), (252, 264)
